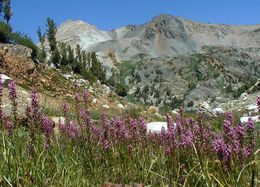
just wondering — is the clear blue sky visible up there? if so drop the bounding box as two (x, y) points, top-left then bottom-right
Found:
(10, 0), (260, 43)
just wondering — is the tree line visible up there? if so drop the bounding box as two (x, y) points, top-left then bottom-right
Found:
(0, 1), (106, 84)
(37, 18), (106, 83)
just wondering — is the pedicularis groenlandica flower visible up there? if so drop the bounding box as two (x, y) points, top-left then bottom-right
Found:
(2, 78), (258, 182)
(8, 80), (18, 125)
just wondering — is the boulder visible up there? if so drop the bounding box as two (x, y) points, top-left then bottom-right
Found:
(213, 107), (225, 115)
(146, 122), (168, 133)
(103, 104), (110, 109)
(0, 43), (32, 57)
(51, 117), (65, 124)
(103, 85), (111, 95)
(148, 106), (159, 114)
(240, 115), (260, 123)
(50, 117), (65, 135)
(0, 74), (11, 86)
(171, 110), (179, 115)
(117, 104), (125, 110)
(198, 101), (215, 117)
(93, 98), (97, 104)
(246, 104), (258, 113)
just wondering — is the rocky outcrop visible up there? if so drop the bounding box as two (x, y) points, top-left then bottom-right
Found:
(0, 43), (32, 57)
(0, 43), (36, 78)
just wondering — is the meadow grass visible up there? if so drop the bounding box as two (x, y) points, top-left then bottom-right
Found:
(0, 77), (259, 186)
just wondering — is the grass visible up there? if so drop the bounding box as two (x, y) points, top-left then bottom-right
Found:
(0, 81), (260, 186)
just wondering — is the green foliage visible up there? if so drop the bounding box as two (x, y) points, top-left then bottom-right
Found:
(50, 48), (61, 67)
(187, 100), (194, 107)
(115, 82), (128, 97)
(89, 52), (106, 83)
(162, 96), (184, 110)
(46, 17), (57, 52)
(80, 68), (97, 84)
(37, 48), (47, 62)
(59, 42), (68, 66)
(0, 21), (11, 42)
(0, 0), (12, 23)
(0, 22), (38, 59)
(233, 79), (257, 98)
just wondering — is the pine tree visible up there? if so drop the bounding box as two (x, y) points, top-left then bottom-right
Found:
(75, 44), (82, 63)
(46, 17), (57, 52)
(36, 26), (47, 62)
(82, 50), (87, 68)
(50, 48), (61, 68)
(67, 45), (74, 65)
(59, 42), (68, 66)
(3, 0), (12, 23)
(37, 26), (44, 44)
(90, 52), (106, 83)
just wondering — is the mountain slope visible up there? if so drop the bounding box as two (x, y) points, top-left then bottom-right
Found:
(40, 14), (260, 110)
(53, 14), (260, 61)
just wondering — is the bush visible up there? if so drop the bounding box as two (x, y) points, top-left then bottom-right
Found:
(0, 21), (12, 43)
(80, 68), (97, 84)
(115, 82), (128, 97)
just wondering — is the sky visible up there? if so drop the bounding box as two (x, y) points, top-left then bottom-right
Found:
(10, 0), (260, 43)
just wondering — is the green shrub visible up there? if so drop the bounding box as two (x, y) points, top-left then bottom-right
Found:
(115, 82), (128, 97)
(0, 21), (12, 43)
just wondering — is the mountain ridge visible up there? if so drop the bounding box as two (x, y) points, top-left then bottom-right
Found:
(51, 14), (260, 62)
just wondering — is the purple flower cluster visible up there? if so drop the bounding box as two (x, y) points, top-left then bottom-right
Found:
(8, 80), (17, 100)
(8, 80), (18, 123)
(42, 116), (54, 148)
(257, 96), (260, 112)
(0, 75), (4, 124)
(6, 121), (13, 136)
(1, 79), (257, 174)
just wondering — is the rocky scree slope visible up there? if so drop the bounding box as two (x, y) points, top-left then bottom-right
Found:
(0, 43), (132, 120)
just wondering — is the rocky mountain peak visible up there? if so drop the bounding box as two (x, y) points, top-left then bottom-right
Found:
(53, 14), (260, 59)
(151, 14), (176, 23)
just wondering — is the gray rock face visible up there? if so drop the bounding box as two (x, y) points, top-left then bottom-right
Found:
(0, 43), (32, 57)
(52, 14), (260, 61)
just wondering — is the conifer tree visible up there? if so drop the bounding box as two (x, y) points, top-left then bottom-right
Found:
(59, 42), (68, 66)
(36, 26), (47, 62)
(75, 44), (82, 64)
(46, 17), (57, 52)
(3, 0), (12, 23)
(37, 26), (44, 44)
(51, 48), (60, 68)
(67, 45), (74, 65)
(90, 52), (106, 83)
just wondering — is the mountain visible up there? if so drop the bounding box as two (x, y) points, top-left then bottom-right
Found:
(53, 14), (260, 61)
(42, 14), (260, 110)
